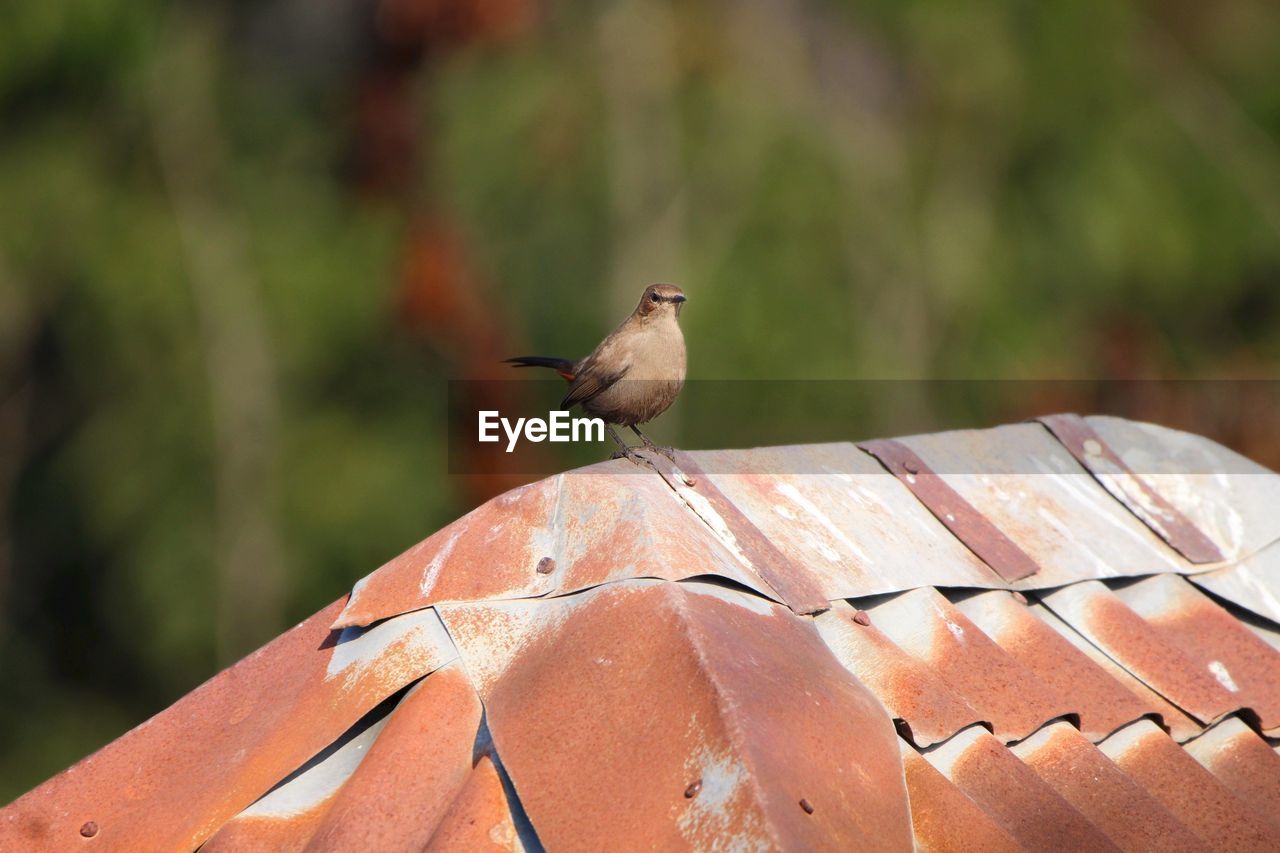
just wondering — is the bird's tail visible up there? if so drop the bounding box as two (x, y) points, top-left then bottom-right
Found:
(504, 355), (576, 381)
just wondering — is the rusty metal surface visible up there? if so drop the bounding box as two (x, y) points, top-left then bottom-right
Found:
(815, 601), (985, 747)
(645, 451), (831, 614)
(858, 438), (1040, 582)
(0, 602), (457, 851)
(206, 663), (484, 851)
(863, 588), (1073, 743)
(1185, 716), (1280, 830)
(202, 712), (393, 852)
(1109, 574), (1280, 731)
(923, 726), (1120, 851)
(1100, 720), (1280, 851)
(897, 741), (1021, 853)
(424, 755), (524, 852)
(895, 424), (1191, 587)
(953, 590), (1162, 741)
(439, 579), (914, 851)
(332, 464), (776, 629)
(1038, 414), (1224, 563)
(1088, 415), (1280, 562)
(1024, 601), (1203, 742)
(687, 443), (1002, 598)
(1040, 580), (1241, 726)
(1010, 721), (1206, 852)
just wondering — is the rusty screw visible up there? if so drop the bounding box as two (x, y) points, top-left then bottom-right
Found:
(79, 822), (98, 838)
(852, 610), (871, 627)
(536, 557), (555, 575)
(1011, 591), (1028, 605)
(799, 799), (814, 814)
(682, 475), (696, 487)
(684, 779), (702, 798)
(903, 461), (918, 475)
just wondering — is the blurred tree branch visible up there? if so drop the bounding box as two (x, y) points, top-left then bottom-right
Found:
(150, 8), (285, 662)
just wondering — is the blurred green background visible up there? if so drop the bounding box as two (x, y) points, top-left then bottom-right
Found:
(3, 0), (1280, 801)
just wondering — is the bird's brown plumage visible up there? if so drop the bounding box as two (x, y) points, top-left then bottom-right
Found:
(506, 283), (687, 431)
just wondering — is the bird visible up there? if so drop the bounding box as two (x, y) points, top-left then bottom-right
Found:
(505, 283), (687, 463)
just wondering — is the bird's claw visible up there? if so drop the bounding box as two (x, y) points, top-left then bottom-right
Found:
(610, 447), (650, 466)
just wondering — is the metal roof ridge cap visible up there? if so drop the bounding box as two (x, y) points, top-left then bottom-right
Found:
(663, 584), (811, 851)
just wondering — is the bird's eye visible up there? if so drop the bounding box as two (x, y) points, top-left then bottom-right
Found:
(650, 293), (661, 302)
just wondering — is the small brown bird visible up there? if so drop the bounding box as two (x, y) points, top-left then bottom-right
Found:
(506, 283), (687, 462)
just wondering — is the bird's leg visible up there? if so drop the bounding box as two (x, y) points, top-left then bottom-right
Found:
(630, 425), (676, 460)
(607, 425), (648, 465)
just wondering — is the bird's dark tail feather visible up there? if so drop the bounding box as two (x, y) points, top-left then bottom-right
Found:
(504, 355), (575, 373)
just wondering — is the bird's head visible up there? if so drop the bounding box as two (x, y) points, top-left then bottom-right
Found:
(636, 283), (687, 319)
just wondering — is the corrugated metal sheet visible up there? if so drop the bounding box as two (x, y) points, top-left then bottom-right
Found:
(4, 415), (1280, 850)
(1098, 720), (1280, 851)
(922, 726), (1121, 851)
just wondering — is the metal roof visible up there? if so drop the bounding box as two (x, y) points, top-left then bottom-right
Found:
(4, 414), (1280, 850)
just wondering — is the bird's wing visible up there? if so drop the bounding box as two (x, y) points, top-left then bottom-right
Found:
(560, 351), (629, 410)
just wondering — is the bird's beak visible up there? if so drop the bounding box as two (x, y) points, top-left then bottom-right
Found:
(672, 294), (687, 303)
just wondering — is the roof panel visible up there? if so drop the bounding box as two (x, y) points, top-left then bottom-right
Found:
(1024, 601), (1203, 741)
(923, 726), (1119, 852)
(815, 601), (985, 747)
(1110, 574), (1280, 731)
(865, 588), (1074, 742)
(1099, 720), (1280, 851)
(1088, 415), (1280, 562)
(1040, 581), (1238, 725)
(296, 664), (481, 851)
(1184, 716), (1280, 831)
(0, 601), (456, 851)
(424, 755), (524, 852)
(898, 741), (1021, 853)
(953, 590), (1159, 741)
(439, 580), (914, 851)
(1010, 721), (1204, 852)
(899, 424), (1190, 586)
(689, 443), (1001, 597)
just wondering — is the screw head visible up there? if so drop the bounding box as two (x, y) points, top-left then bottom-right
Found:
(852, 610), (871, 627)
(684, 780), (702, 798)
(80, 821), (98, 838)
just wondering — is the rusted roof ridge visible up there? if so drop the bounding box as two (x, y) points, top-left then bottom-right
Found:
(438, 581), (914, 849)
(1037, 414), (1225, 564)
(666, 586), (837, 851)
(857, 438), (1038, 583)
(646, 451), (831, 614)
